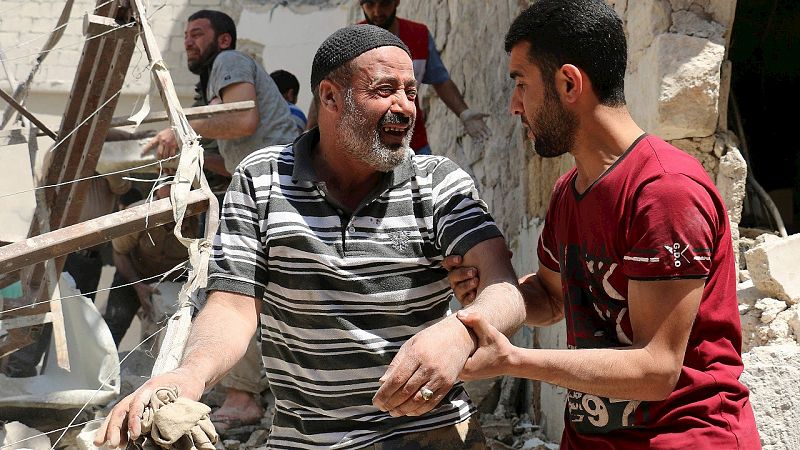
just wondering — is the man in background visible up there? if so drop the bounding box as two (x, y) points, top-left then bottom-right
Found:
(143, 10), (298, 176)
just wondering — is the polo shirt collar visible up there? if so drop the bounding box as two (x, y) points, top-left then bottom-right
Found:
(291, 127), (415, 187)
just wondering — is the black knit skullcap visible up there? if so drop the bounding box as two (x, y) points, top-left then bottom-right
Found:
(311, 24), (411, 91)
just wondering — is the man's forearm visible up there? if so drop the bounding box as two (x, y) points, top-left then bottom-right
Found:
(112, 251), (142, 284)
(520, 273), (564, 327)
(432, 80), (468, 116)
(464, 281), (526, 337)
(179, 291), (258, 388)
(507, 346), (678, 402)
(190, 110), (258, 141)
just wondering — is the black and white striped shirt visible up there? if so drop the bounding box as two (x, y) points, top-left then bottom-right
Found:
(207, 130), (502, 449)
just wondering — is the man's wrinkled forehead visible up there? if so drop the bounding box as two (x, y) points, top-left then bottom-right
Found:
(352, 46), (414, 80)
(360, 0), (396, 6)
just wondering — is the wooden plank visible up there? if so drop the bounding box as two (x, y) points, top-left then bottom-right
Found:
(0, 190), (209, 275)
(0, 88), (57, 139)
(0, 312), (53, 330)
(108, 100), (255, 128)
(22, 0), (138, 302)
(131, 0), (219, 377)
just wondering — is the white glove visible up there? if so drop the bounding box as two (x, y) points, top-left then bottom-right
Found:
(459, 109), (490, 141)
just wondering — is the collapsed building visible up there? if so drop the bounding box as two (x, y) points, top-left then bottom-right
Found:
(0, 1), (798, 449)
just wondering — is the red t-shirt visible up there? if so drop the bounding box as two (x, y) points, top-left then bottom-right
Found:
(537, 135), (760, 449)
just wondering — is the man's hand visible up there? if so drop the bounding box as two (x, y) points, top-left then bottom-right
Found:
(133, 282), (158, 319)
(457, 311), (517, 380)
(93, 367), (205, 449)
(442, 255), (479, 305)
(372, 318), (474, 417)
(141, 128), (178, 160)
(459, 109), (490, 141)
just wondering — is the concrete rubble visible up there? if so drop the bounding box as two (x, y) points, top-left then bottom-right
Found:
(737, 231), (800, 448)
(745, 233), (800, 304)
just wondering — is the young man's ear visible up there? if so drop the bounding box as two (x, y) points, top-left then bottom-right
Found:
(217, 32), (233, 50)
(556, 64), (584, 104)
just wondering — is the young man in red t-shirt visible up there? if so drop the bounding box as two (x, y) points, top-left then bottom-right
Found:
(444, 1), (761, 448)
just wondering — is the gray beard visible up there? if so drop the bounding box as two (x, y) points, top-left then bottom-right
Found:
(338, 89), (412, 172)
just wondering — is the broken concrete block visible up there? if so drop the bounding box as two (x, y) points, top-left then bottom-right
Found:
(670, 10), (725, 44)
(745, 233), (800, 304)
(627, 33), (725, 140)
(0, 421), (51, 450)
(741, 344), (800, 449)
(626, 0), (671, 61)
(754, 298), (788, 324)
(716, 144), (747, 224)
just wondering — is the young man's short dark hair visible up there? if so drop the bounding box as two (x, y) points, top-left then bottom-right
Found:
(505, 0), (627, 106)
(270, 70), (300, 97)
(188, 9), (237, 49)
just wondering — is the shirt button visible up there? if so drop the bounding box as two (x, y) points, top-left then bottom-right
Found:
(348, 225), (356, 233)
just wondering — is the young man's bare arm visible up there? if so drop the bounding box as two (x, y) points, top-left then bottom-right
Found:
(459, 278), (704, 401)
(373, 236), (526, 417)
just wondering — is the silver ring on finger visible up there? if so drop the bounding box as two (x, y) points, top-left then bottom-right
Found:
(420, 386), (434, 401)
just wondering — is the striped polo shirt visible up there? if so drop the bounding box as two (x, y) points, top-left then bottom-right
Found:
(207, 129), (502, 449)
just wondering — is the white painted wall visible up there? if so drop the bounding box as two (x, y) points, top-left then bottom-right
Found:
(238, 4), (349, 117)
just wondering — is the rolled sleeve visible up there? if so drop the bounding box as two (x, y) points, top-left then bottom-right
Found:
(431, 159), (502, 257)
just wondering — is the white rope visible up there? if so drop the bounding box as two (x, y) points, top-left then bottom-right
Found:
(0, 154), (179, 200)
(0, 22), (136, 64)
(0, 262), (188, 317)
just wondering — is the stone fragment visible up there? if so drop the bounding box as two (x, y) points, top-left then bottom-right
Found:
(75, 421), (103, 450)
(627, 34), (725, 140)
(223, 439), (241, 450)
(626, 0), (671, 61)
(670, 10), (725, 44)
(745, 233), (800, 304)
(715, 142), (747, 224)
(754, 298), (788, 324)
(741, 344), (800, 449)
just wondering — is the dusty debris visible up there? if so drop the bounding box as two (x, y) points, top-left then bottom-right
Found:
(0, 421), (51, 450)
(745, 233), (800, 304)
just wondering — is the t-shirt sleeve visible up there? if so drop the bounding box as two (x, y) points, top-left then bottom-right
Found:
(431, 159), (502, 257)
(623, 173), (716, 280)
(207, 51), (256, 101)
(421, 31), (450, 85)
(206, 162), (269, 299)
